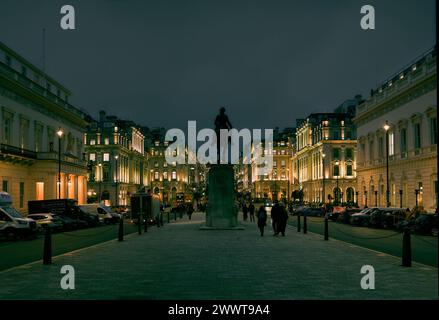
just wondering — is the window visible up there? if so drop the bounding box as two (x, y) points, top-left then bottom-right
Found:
(104, 137), (109, 145)
(19, 182), (24, 208)
(103, 153), (110, 162)
(2, 117), (12, 144)
(332, 148), (340, 159)
(90, 139), (96, 145)
(345, 148), (353, 160)
(281, 160), (286, 167)
(369, 141), (374, 161)
(163, 162), (168, 168)
(346, 165), (353, 176)
(163, 172), (168, 180)
(413, 123), (421, 149)
(154, 172), (159, 180)
(333, 130), (340, 140)
(172, 171), (177, 180)
(5, 55), (11, 66)
(273, 161), (277, 168)
(430, 117), (437, 145)
(400, 129), (407, 154)
(89, 153), (96, 162)
(333, 165), (340, 177)
(154, 162), (159, 168)
(389, 132), (395, 156)
(36, 182), (44, 201)
(155, 141), (160, 146)
(378, 137), (384, 158)
(2, 181), (8, 192)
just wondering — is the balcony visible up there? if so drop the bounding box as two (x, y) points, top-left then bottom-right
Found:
(0, 143), (36, 159)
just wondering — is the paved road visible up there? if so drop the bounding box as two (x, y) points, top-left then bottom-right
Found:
(0, 213), (437, 300)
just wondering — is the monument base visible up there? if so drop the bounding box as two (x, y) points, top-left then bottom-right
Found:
(201, 164), (244, 230)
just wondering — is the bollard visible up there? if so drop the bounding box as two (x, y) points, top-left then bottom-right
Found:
(303, 215), (307, 234)
(324, 217), (329, 241)
(144, 215), (148, 232)
(174, 211), (177, 221)
(138, 214), (142, 235)
(43, 227), (52, 265)
(118, 217), (124, 242)
(167, 212), (170, 224)
(402, 228), (412, 267)
(297, 214), (301, 232)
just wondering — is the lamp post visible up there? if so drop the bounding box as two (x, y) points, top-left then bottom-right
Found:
(415, 189), (419, 208)
(355, 191), (359, 206)
(384, 121), (391, 207)
(374, 190), (378, 207)
(322, 153), (326, 205)
(399, 189), (403, 208)
(115, 155), (119, 207)
(286, 168), (290, 204)
(56, 128), (64, 199)
(335, 160), (340, 204)
(98, 163), (102, 204)
(364, 190), (368, 208)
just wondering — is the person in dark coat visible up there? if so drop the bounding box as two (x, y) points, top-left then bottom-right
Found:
(277, 203), (289, 236)
(257, 206), (267, 236)
(242, 203), (248, 221)
(248, 202), (255, 222)
(187, 204), (194, 220)
(271, 200), (280, 236)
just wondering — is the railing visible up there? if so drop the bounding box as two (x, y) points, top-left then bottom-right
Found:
(0, 143), (36, 159)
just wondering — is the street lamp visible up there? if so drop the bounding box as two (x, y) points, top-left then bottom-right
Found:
(286, 168), (290, 203)
(56, 128), (64, 199)
(98, 163), (102, 203)
(364, 190), (368, 208)
(322, 153), (326, 205)
(115, 155), (119, 207)
(335, 160), (340, 204)
(384, 121), (391, 207)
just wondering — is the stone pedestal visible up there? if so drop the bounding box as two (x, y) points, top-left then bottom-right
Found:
(200, 165), (243, 230)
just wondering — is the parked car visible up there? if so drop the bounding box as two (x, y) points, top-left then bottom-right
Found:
(369, 208), (406, 229)
(336, 208), (362, 224)
(350, 207), (378, 226)
(413, 213), (438, 236)
(55, 214), (83, 230)
(79, 204), (120, 224)
(0, 192), (37, 239)
(298, 207), (325, 217)
(326, 206), (345, 221)
(28, 213), (64, 232)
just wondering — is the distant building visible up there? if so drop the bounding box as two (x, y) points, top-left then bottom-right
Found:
(252, 127), (295, 201)
(292, 109), (358, 204)
(84, 111), (147, 206)
(0, 41), (90, 212)
(354, 47), (437, 211)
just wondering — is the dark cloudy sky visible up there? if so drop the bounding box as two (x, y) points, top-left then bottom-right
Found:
(0, 0), (435, 130)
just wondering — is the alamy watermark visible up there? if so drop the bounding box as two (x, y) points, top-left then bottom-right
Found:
(165, 121), (274, 175)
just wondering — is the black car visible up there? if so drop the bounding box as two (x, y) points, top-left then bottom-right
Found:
(413, 214), (438, 236)
(369, 208), (406, 229)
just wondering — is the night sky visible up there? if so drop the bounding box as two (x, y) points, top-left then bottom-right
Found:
(0, 0), (435, 131)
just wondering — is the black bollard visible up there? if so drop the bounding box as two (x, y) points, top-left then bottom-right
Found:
(118, 217), (124, 242)
(402, 228), (412, 267)
(297, 214), (301, 232)
(324, 217), (329, 241)
(167, 212), (170, 224)
(138, 214), (142, 235)
(303, 215), (307, 234)
(43, 227), (52, 265)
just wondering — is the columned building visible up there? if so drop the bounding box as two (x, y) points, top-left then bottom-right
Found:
(0, 41), (89, 212)
(85, 111), (147, 206)
(354, 47), (437, 211)
(292, 111), (358, 205)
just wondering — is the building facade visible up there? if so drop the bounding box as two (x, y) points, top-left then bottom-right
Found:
(252, 128), (294, 201)
(292, 111), (358, 205)
(0, 41), (89, 212)
(85, 111), (147, 206)
(354, 47), (437, 211)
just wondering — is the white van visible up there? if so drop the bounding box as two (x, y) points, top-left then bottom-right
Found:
(78, 204), (120, 224)
(0, 192), (37, 239)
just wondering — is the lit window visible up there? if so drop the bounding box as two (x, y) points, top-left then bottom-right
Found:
(154, 172), (159, 180)
(89, 153), (96, 161)
(163, 172), (168, 180)
(104, 137), (109, 145)
(36, 182), (44, 200)
(389, 132), (395, 156)
(90, 139), (96, 145)
(172, 171), (177, 180)
(103, 153), (110, 161)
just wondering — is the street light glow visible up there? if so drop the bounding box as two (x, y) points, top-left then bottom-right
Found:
(56, 127), (64, 138)
(383, 121), (390, 131)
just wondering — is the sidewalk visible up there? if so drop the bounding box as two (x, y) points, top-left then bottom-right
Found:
(0, 213), (437, 300)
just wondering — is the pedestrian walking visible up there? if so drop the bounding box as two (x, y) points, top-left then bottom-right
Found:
(271, 200), (280, 236)
(248, 202), (255, 222)
(242, 202), (248, 221)
(277, 203), (289, 236)
(187, 203), (194, 220)
(257, 206), (267, 236)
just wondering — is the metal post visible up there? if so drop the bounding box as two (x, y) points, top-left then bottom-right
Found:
(374, 190), (378, 207)
(385, 127), (390, 207)
(138, 198), (142, 235)
(297, 213), (301, 232)
(399, 190), (403, 208)
(415, 189), (419, 208)
(118, 216), (123, 242)
(58, 137), (61, 199)
(324, 217), (329, 241)
(303, 214), (307, 234)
